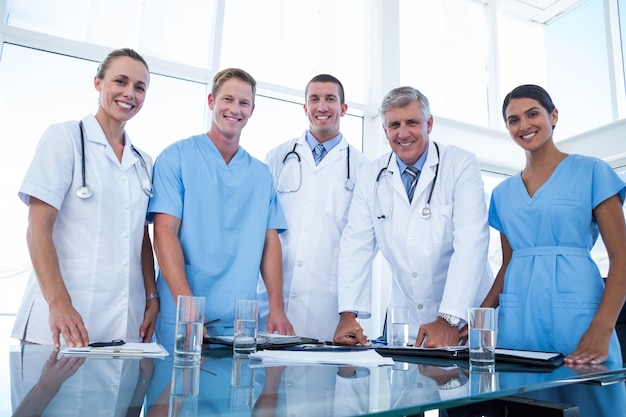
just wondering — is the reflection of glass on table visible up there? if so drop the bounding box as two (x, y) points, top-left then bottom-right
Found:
(229, 357), (256, 410)
(169, 359), (200, 417)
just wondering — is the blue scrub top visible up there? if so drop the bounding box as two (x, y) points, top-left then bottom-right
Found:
(489, 154), (626, 360)
(148, 134), (286, 338)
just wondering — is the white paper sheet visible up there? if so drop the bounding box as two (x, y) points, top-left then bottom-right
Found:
(249, 349), (394, 366)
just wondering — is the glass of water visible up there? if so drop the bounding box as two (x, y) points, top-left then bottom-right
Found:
(174, 295), (206, 363)
(233, 299), (258, 357)
(468, 307), (496, 368)
(388, 308), (409, 347)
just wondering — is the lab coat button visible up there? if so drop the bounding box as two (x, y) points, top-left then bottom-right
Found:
(122, 260), (128, 266)
(121, 290), (127, 296)
(417, 304), (424, 310)
(407, 236), (415, 242)
(124, 203), (129, 209)
(120, 175), (127, 181)
(295, 261), (303, 267)
(412, 272), (418, 278)
(291, 293), (297, 299)
(122, 232), (128, 238)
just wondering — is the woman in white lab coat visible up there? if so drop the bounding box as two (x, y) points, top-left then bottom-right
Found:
(12, 48), (158, 348)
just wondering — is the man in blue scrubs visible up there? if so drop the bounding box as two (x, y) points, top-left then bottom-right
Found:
(148, 68), (294, 350)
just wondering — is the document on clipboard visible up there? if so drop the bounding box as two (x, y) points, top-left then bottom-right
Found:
(376, 345), (564, 367)
(205, 333), (319, 350)
(61, 342), (169, 358)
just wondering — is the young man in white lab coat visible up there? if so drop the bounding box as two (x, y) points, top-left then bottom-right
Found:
(333, 86), (493, 347)
(258, 74), (369, 342)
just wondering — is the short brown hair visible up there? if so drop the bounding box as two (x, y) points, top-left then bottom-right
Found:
(211, 68), (256, 103)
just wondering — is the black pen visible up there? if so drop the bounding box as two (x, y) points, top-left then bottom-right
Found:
(88, 339), (125, 348)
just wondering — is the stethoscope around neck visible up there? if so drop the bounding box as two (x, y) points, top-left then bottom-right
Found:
(75, 121), (153, 199)
(275, 141), (355, 193)
(374, 142), (439, 219)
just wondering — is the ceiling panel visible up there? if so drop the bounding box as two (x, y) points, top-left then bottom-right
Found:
(492, 0), (587, 24)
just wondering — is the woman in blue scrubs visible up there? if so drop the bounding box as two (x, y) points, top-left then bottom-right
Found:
(482, 84), (626, 366)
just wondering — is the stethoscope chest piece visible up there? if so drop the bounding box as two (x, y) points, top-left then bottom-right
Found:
(345, 178), (355, 191)
(75, 185), (93, 199)
(420, 205), (431, 219)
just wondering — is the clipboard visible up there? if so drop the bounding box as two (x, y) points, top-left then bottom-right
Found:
(60, 342), (169, 358)
(204, 335), (320, 350)
(375, 346), (564, 367)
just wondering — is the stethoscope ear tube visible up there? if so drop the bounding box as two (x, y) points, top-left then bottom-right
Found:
(75, 121), (93, 199)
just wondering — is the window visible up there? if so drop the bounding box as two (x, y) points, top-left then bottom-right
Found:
(220, 0), (377, 105)
(7, 0), (216, 68)
(399, 0), (490, 126)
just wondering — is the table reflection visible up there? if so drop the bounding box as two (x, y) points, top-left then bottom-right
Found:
(497, 363), (626, 416)
(8, 344), (626, 416)
(10, 344), (150, 417)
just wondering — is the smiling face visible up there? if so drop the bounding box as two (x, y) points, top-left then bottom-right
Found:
(382, 100), (432, 165)
(208, 77), (255, 141)
(94, 56), (149, 125)
(304, 81), (347, 143)
(504, 97), (558, 152)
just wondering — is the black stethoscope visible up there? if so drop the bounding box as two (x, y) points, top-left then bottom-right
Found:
(75, 121), (153, 199)
(276, 141), (355, 193)
(374, 142), (439, 219)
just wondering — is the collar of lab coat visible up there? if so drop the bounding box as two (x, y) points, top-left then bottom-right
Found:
(81, 114), (138, 171)
(391, 140), (439, 204)
(296, 131), (348, 169)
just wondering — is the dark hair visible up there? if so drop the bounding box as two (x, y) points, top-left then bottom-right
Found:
(502, 84), (556, 122)
(305, 74), (346, 105)
(211, 68), (256, 103)
(96, 48), (149, 80)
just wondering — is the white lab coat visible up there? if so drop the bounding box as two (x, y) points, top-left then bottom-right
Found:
(338, 140), (493, 341)
(258, 132), (369, 342)
(12, 114), (151, 345)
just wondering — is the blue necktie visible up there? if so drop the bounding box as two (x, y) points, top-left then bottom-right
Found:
(312, 143), (325, 165)
(405, 166), (420, 202)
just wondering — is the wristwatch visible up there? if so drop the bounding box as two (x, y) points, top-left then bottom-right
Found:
(438, 377), (462, 390)
(438, 313), (461, 327)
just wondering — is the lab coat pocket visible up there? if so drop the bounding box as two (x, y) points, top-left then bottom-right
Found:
(324, 181), (352, 226)
(497, 293), (521, 348)
(430, 203), (453, 248)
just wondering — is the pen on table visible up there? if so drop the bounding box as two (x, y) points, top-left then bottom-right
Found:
(88, 339), (125, 348)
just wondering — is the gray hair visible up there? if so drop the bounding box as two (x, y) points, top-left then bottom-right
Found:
(380, 86), (431, 121)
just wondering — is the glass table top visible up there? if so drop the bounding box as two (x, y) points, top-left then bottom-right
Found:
(5, 342), (626, 417)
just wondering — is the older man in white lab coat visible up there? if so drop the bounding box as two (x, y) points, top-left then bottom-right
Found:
(333, 86), (493, 347)
(258, 74), (369, 343)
